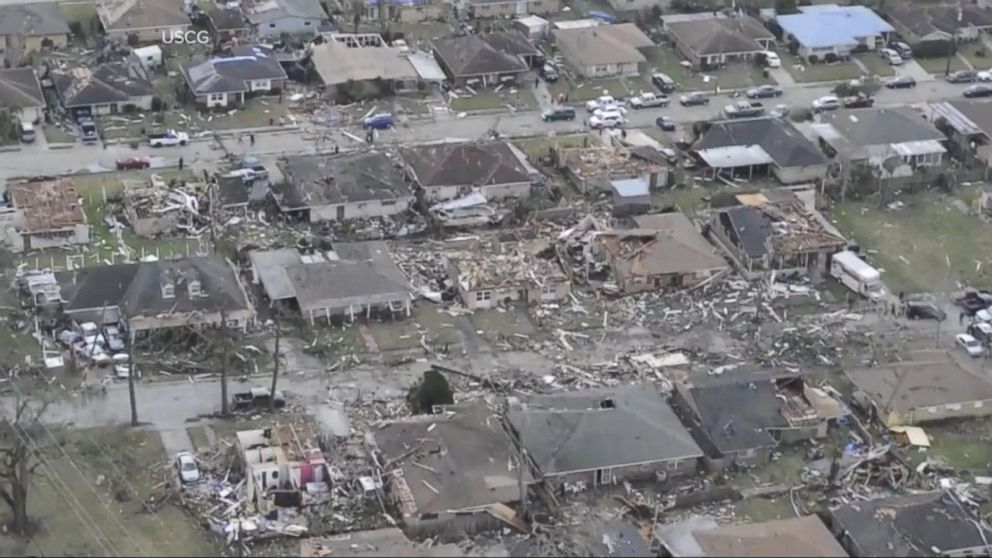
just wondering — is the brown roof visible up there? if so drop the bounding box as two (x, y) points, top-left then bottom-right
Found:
(694, 516), (847, 557)
(99, 0), (190, 32)
(9, 179), (86, 233)
(668, 16), (773, 57)
(553, 23), (653, 66)
(605, 213), (728, 277)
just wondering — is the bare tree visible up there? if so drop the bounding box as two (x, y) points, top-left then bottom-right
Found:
(269, 313), (281, 412)
(0, 398), (49, 535)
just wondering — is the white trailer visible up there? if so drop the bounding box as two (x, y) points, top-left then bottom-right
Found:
(831, 250), (885, 300)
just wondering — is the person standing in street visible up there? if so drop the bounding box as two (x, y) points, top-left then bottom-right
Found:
(250, 133), (255, 146)
(178, 156), (184, 170)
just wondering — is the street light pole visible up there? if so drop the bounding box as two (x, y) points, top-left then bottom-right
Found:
(945, 3), (963, 76)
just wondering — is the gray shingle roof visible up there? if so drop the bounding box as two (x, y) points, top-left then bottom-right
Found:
(181, 45), (287, 94)
(820, 106), (946, 147)
(247, 0), (326, 23)
(400, 141), (531, 189)
(0, 68), (45, 109)
(273, 151), (413, 210)
(696, 117), (828, 169)
(433, 35), (528, 77)
(54, 63), (153, 108)
(667, 15), (773, 56)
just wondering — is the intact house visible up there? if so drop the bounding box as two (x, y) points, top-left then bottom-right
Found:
(828, 491), (992, 557)
(0, 3), (69, 54)
(552, 23), (654, 78)
(247, 0), (328, 39)
(181, 45), (286, 110)
(371, 400), (534, 538)
(656, 515), (848, 558)
(666, 15), (774, 70)
(932, 99), (992, 173)
(53, 62), (154, 120)
(235, 423), (330, 518)
(844, 349), (992, 427)
(432, 34), (530, 88)
(0, 180), (89, 253)
(887, 3), (992, 53)
(813, 107), (947, 183)
(363, 0), (446, 24)
(0, 68), (46, 123)
(55, 256), (254, 334)
(776, 4), (894, 59)
(707, 190), (847, 279)
(553, 141), (669, 195)
(204, 7), (251, 44)
(444, 238), (570, 310)
(506, 385), (702, 492)
(693, 117), (829, 185)
(309, 34), (446, 100)
(469, 0), (560, 19)
(271, 151), (415, 223)
(399, 140), (538, 203)
(248, 241), (412, 326)
(98, 0), (191, 44)
(673, 368), (848, 470)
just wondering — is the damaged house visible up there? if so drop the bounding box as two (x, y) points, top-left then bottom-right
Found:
(553, 141), (668, 195)
(53, 62), (154, 119)
(506, 385), (702, 491)
(444, 238), (570, 310)
(56, 256), (253, 334)
(656, 515), (847, 557)
(371, 400), (533, 538)
(272, 151), (415, 223)
(98, 0), (191, 43)
(123, 174), (207, 237)
(248, 241), (411, 325)
(310, 33), (446, 99)
(400, 140), (539, 203)
(932, 99), (992, 172)
(673, 368), (847, 469)
(707, 191), (846, 279)
(1, 179), (89, 252)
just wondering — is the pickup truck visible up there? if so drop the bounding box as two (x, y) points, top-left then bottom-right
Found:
(232, 387), (286, 412)
(79, 118), (98, 144)
(723, 100), (765, 118)
(148, 130), (189, 147)
(628, 91), (669, 109)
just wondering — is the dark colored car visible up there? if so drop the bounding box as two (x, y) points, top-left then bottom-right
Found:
(540, 63), (559, 82)
(655, 116), (676, 131)
(232, 387), (286, 412)
(948, 70), (978, 84)
(116, 156), (150, 170)
(965, 84), (992, 98)
(746, 84), (782, 99)
(886, 76), (916, 89)
(842, 95), (874, 108)
(541, 106), (576, 122)
(362, 113), (394, 130)
(680, 92), (709, 106)
(905, 301), (947, 321)
(651, 72), (676, 94)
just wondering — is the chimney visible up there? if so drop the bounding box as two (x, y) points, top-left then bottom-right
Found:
(161, 274), (175, 300)
(186, 269), (202, 298)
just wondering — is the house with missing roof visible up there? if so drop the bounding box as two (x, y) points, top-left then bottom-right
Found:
(553, 23), (655, 78)
(666, 15), (774, 70)
(887, 3), (992, 53)
(693, 117), (829, 185)
(247, 241), (412, 326)
(204, 7), (251, 44)
(180, 45), (288, 109)
(469, 0), (560, 19)
(98, 0), (191, 43)
(247, 0), (328, 38)
(271, 151), (415, 223)
(776, 4), (893, 59)
(399, 140), (538, 202)
(0, 180), (89, 253)
(828, 491), (992, 557)
(432, 34), (531, 88)
(363, 0), (445, 24)
(445, 238), (570, 310)
(0, 2), (69, 54)
(53, 61), (154, 119)
(0, 68), (46, 123)
(310, 34), (446, 100)
(931, 99), (992, 171)
(507, 385), (703, 491)
(656, 515), (848, 557)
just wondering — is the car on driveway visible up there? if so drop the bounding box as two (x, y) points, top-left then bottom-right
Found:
(964, 84), (992, 98)
(812, 95), (841, 112)
(233, 387), (286, 412)
(746, 84), (782, 99)
(948, 70), (978, 83)
(969, 321), (992, 345)
(175, 452), (201, 484)
(885, 76), (916, 89)
(679, 92), (709, 106)
(651, 72), (676, 93)
(116, 156), (150, 170)
(905, 300), (946, 321)
(956, 333), (985, 357)
(655, 116), (676, 131)
(763, 51), (781, 68)
(539, 63), (559, 82)
(842, 94), (874, 108)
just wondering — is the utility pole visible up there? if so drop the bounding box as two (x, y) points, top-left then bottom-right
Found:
(269, 313), (281, 412)
(220, 308), (230, 417)
(124, 303), (138, 427)
(945, 2), (963, 76)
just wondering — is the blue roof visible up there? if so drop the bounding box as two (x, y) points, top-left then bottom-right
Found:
(611, 178), (649, 198)
(776, 4), (894, 48)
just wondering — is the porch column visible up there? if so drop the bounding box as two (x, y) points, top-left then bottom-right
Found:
(366, 303), (371, 318)
(406, 299), (411, 317)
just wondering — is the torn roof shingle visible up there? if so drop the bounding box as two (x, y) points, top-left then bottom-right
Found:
(54, 62), (154, 108)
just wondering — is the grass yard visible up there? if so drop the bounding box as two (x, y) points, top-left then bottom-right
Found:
(641, 46), (774, 91)
(916, 54), (968, 74)
(99, 98), (292, 140)
(958, 40), (990, 70)
(829, 192), (992, 294)
(367, 306), (462, 352)
(449, 89), (538, 112)
(43, 125), (75, 144)
(782, 53), (864, 83)
(858, 53), (897, 77)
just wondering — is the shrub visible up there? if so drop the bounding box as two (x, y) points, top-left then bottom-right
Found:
(825, 52), (838, 63)
(787, 39), (799, 55)
(808, 54), (820, 64)
(853, 43), (869, 54)
(407, 369), (454, 414)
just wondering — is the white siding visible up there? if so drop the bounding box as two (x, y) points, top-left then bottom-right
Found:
(254, 16), (322, 38)
(482, 181), (532, 200)
(309, 197), (413, 222)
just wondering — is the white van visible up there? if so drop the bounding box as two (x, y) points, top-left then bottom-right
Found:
(880, 48), (903, 65)
(19, 121), (35, 143)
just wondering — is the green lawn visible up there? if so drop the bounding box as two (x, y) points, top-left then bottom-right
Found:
(641, 46), (775, 91)
(449, 88), (538, 112)
(98, 98), (292, 140)
(782, 53), (864, 83)
(858, 53), (896, 77)
(959, 40), (990, 70)
(916, 54), (968, 75)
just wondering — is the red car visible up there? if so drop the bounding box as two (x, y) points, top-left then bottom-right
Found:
(116, 156), (150, 170)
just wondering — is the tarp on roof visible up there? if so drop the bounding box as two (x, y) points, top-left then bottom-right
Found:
(407, 51), (446, 82)
(696, 145), (773, 168)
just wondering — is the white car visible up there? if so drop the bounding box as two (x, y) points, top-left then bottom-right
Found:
(879, 48), (903, 65)
(103, 325), (125, 352)
(979, 70), (992, 83)
(588, 111), (624, 129)
(586, 94), (616, 112)
(593, 103), (628, 116)
(112, 353), (135, 379)
(175, 452), (201, 484)
(763, 51), (781, 68)
(812, 95), (841, 112)
(628, 91), (670, 109)
(956, 333), (985, 357)
(977, 308), (992, 323)
(79, 322), (101, 345)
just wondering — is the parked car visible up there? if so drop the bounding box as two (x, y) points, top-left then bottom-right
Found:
(116, 156), (150, 170)
(905, 300), (946, 321)
(655, 116), (677, 131)
(746, 84), (782, 99)
(362, 113), (394, 130)
(113, 353), (135, 379)
(651, 72), (676, 93)
(842, 94), (874, 108)
(541, 106), (576, 122)
(977, 307), (992, 323)
(79, 322), (101, 345)
(958, 295), (989, 316)
(885, 76), (916, 89)
(968, 321), (992, 345)
(19, 121), (35, 143)
(629, 91), (669, 109)
(586, 95), (616, 112)
(723, 100), (765, 118)
(232, 387), (287, 412)
(879, 48), (903, 65)
(148, 129), (188, 147)
(588, 110), (624, 129)
(964, 84), (992, 98)
(539, 63), (559, 82)
(593, 104), (627, 116)
(679, 92), (709, 106)
(103, 325), (125, 352)
(812, 95), (841, 112)
(175, 452), (201, 484)
(657, 147), (679, 164)
(889, 41), (912, 59)
(763, 51), (781, 68)
(948, 70), (978, 83)
(79, 118), (98, 144)
(956, 333), (985, 357)
(769, 104), (790, 118)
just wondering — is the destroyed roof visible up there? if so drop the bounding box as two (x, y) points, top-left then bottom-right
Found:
(508, 385), (702, 476)
(285, 242), (410, 312)
(830, 491), (991, 557)
(247, 0), (327, 23)
(678, 372), (787, 455)
(300, 528), (462, 557)
(818, 107), (946, 147)
(217, 175), (249, 207)
(478, 31), (541, 58)
(0, 3), (69, 36)
(845, 349), (992, 415)
(552, 23), (654, 66)
(695, 118), (827, 169)
(374, 400), (530, 514)
(53, 62), (154, 108)
(206, 7), (249, 30)
(446, 240), (567, 291)
(666, 15), (773, 56)
(273, 151), (413, 210)
(433, 35), (529, 77)
(931, 99), (992, 137)
(99, 0), (190, 31)
(400, 141), (532, 189)
(310, 35), (423, 85)
(716, 200), (845, 259)
(0, 68), (45, 109)
(718, 206), (773, 259)
(181, 45), (287, 95)
(607, 213), (728, 277)
(657, 515), (847, 557)
(8, 179), (87, 233)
